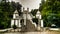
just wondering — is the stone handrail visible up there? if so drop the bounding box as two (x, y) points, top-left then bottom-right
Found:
(0, 28), (13, 32)
(30, 14), (35, 18)
(30, 13), (37, 28)
(30, 20), (37, 28)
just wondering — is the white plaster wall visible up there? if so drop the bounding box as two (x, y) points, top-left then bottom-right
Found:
(15, 20), (18, 27)
(23, 14), (26, 25)
(11, 20), (14, 27)
(16, 14), (19, 16)
(27, 14), (32, 20)
(13, 14), (15, 19)
(23, 13), (32, 20)
(39, 15), (41, 19)
(41, 20), (43, 27)
(19, 19), (21, 27)
(24, 19), (26, 25)
(13, 14), (19, 19)
(23, 14), (26, 19)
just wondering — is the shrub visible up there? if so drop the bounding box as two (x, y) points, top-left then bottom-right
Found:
(13, 24), (17, 29)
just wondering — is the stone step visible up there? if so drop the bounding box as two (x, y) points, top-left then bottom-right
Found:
(26, 20), (36, 31)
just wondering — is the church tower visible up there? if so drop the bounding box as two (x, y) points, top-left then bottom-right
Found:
(11, 10), (21, 28)
(13, 10), (19, 19)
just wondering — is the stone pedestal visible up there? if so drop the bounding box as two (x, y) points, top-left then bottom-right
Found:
(37, 26), (41, 30)
(26, 20), (36, 32)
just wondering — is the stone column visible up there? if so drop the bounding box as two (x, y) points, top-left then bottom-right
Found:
(37, 17), (41, 30)
(11, 19), (14, 28)
(19, 19), (21, 27)
(18, 19), (19, 27)
(15, 20), (17, 27)
(41, 20), (43, 27)
(27, 8), (29, 12)
(23, 14), (26, 25)
(24, 19), (26, 25)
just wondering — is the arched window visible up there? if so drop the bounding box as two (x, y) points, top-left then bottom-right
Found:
(20, 19), (24, 25)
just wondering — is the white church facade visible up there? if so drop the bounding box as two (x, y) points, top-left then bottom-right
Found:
(11, 8), (43, 31)
(11, 10), (21, 27)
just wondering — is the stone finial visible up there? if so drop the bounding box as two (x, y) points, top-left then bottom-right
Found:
(27, 8), (29, 12)
(23, 7), (25, 11)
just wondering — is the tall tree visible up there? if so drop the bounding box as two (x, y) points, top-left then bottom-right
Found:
(39, 0), (60, 27)
(11, 1), (22, 15)
(0, 0), (22, 29)
(31, 9), (38, 16)
(39, 0), (45, 11)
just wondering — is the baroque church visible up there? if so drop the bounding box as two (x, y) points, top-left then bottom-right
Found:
(11, 7), (43, 31)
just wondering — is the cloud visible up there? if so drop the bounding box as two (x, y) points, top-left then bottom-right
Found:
(9, 0), (41, 10)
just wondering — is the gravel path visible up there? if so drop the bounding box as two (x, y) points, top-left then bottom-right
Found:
(0, 31), (60, 34)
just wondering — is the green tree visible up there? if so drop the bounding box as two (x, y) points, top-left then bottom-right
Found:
(39, 0), (60, 27)
(39, 0), (45, 11)
(0, 0), (22, 29)
(31, 9), (38, 16)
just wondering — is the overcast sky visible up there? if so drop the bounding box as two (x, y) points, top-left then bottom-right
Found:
(9, 0), (41, 11)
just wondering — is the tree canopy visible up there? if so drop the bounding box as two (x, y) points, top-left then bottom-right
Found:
(0, 0), (22, 29)
(39, 0), (60, 27)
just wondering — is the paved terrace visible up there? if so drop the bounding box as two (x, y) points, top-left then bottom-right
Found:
(0, 31), (60, 34)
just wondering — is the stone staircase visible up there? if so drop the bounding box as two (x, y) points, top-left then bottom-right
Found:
(25, 20), (37, 32)
(21, 13), (37, 32)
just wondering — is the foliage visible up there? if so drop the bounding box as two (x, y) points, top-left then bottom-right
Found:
(32, 18), (38, 25)
(13, 24), (17, 29)
(0, 1), (22, 29)
(39, 0), (45, 11)
(11, 1), (22, 15)
(31, 9), (38, 16)
(39, 0), (60, 27)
